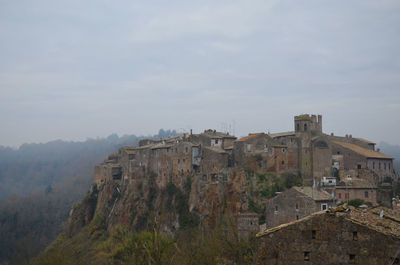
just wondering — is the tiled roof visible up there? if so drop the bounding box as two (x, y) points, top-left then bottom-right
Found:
(293, 186), (334, 201)
(354, 138), (376, 145)
(257, 206), (400, 239)
(333, 141), (392, 159)
(269, 131), (296, 138)
(236, 133), (263, 142)
(336, 178), (377, 189)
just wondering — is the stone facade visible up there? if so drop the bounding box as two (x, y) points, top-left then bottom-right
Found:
(257, 207), (400, 265)
(264, 187), (336, 228)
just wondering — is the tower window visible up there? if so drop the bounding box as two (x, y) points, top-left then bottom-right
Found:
(304, 123), (308, 131)
(312, 230), (316, 239)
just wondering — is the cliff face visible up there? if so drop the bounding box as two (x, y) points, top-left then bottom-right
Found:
(65, 132), (298, 236)
(66, 167), (264, 235)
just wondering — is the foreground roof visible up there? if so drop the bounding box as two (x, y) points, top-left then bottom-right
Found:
(257, 206), (400, 239)
(333, 141), (392, 159)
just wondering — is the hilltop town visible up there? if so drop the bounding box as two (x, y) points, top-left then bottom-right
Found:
(38, 114), (400, 265)
(81, 114), (397, 229)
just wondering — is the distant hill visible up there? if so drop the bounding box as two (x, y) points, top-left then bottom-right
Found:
(0, 129), (178, 264)
(378, 142), (400, 172)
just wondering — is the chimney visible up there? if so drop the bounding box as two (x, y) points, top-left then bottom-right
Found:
(190, 129), (192, 135)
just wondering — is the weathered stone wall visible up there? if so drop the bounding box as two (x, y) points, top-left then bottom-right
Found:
(336, 187), (377, 205)
(257, 212), (400, 265)
(264, 188), (334, 228)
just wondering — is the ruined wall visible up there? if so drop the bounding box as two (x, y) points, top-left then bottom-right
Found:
(257, 213), (400, 265)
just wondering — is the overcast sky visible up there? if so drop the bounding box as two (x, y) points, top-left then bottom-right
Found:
(0, 0), (399, 147)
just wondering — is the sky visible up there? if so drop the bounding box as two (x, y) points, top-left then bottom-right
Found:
(0, 0), (399, 147)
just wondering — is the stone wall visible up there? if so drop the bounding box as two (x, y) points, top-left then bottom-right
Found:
(257, 212), (400, 265)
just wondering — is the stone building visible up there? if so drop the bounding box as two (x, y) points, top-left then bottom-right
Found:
(264, 186), (336, 228)
(236, 212), (259, 238)
(332, 141), (394, 183)
(268, 114), (395, 186)
(233, 133), (291, 175)
(256, 206), (400, 265)
(335, 178), (378, 205)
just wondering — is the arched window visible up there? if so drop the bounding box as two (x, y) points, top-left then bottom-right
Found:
(296, 123), (300, 132)
(304, 123), (308, 131)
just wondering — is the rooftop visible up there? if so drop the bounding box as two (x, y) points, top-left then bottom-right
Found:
(236, 133), (263, 142)
(333, 141), (392, 159)
(257, 206), (400, 239)
(336, 178), (377, 189)
(269, 131), (296, 138)
(293, 186), (334, 201)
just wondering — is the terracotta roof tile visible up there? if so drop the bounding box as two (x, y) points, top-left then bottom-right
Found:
(236, 133), (263, 142)
(333, 141), (392, 159)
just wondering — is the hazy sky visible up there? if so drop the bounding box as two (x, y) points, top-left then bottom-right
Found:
(1, 0), (399, 147)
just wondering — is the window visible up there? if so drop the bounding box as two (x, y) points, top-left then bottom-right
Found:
(357, 164), (361, 169)
(282, 148), (286, 152)
(353, 231), (358, 241)
(296, 203), (299, 210)
(183, 159), (186, 163)
(345, 193), (349, 199)
(215, 139), (219, 144)
(379, 162), (381, 169)
(304, 123), (308, 131)
(338, 193), (342, 199)
(349, 254), (355, 263)
(312, 230), (316, 239)
(264, 144), (268, 152)
(304, 252), (310, 261)
(384, 163), (387, 170)
(296, 215), (299, 220)
(185, 147), (188, 153)
(202, 175), (207, 181)
(178, 159), (180, 164)
(373, 162), (375, 169)
(281, 160), (285, 165)
(321, 204), (328, 211)
(263, 161), (267, 168)
(274, 206), (278, 213)
(297, 123), (300, 132)
(365, 191), (369, 198)
(247, 144), (252, 152)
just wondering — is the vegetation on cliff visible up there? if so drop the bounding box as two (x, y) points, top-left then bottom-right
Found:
(33, 215), (258, 265)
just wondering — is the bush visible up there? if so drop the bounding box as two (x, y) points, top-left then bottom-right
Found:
(347, 199), (365, 208)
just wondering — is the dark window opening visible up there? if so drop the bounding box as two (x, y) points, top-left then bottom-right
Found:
(296, 203), (299, 210)
(349, 254), (355, 263)
(373, 162), (375, 169)
(384, 163), (387, 170)
(281, 160), (285, 165)
(357, 164), (361, 169)
(185, 147), (188, 153)
(390, 257), (399, 264)
(296, 123), (300, 132)
(365, 191), (368, 198)
(275, 206), (278, 212)
(178, 159), (180, 164)
(338, 193), (342, 199)
(379, 162), (381, 169)
(304, 123), (308, 131)
(353, 231), (358, 241)
(312, 230), (316, 239)
(304, 252), (310, 261)
(202, 175), (207, 181)
(296, 215), (299, 220)
(228, 159), (233, 167)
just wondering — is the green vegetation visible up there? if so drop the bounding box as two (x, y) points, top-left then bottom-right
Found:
(33, 215), (258, 265)
(257, 172), (302, 198)
(347, 199), (367, 208)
